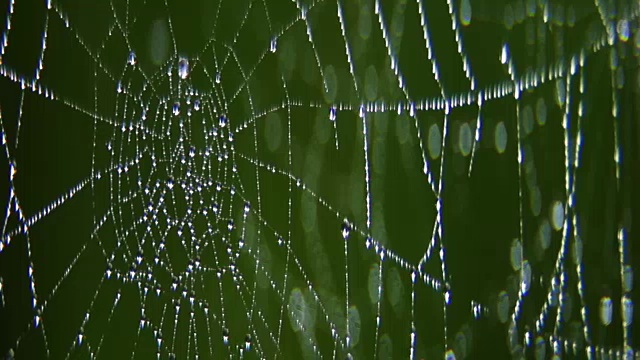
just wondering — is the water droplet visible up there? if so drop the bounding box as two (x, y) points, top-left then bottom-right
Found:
(227, 220), (234, 232)
(178, 57), (189, 79)
(219, 115), (227, 128)
(173, 102), (180, 116)
(270, 37), (277, 53)
(329, 106), (337, 121)
(215, 72), (221, 84)
(193, 99), (200, 111)
(117, 81), (122, 93)
(128, 51), (136, 66)
(445, 349), (456, 360)
(136, 251), (143, 265)
(341, 220), (350, 240)
(222, 327), (230, 345)
(243, 202), (250, 214)
(77, 329), (84, 346)
(245, 334), (252, 351)
(617, 19), (630, 42)
(106, 263), (113, 279)
(501, 43), (510, 64)
(34, 310), (41, 328)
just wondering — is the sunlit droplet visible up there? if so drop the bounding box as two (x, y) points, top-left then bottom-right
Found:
(77, 329), (84, 347)
(222, 327), (229, 345)
(178, 57), (189, 79)
(128, 51), (136, 66)
(445, 349), (456, 360)
(342, 220), (350, 240)
(617, 19), (630, 42)
(501, 43), (510, 64)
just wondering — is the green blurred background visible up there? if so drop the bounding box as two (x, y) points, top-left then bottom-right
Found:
(0, 0), (638, 358)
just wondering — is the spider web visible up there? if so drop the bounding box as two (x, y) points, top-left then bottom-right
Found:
(0, 0), (638, 358)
